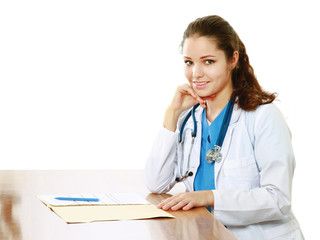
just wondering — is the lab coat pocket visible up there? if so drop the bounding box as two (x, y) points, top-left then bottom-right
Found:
(220, 158), (259, 190)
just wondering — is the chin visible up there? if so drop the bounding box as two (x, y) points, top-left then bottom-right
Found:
(195, 89), (215, 98)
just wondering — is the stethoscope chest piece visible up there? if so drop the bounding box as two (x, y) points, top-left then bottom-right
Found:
(206, 145), (222, 164)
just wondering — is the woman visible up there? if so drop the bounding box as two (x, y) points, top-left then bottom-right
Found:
(145, 15), (304, 239)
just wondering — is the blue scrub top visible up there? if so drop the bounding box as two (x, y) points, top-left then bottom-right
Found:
(194, 104), (228, 211)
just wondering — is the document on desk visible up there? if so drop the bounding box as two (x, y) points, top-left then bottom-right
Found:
(38, 193), (174, 223)
(38, 192), (150, 207)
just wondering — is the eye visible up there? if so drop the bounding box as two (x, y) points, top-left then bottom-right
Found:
(184, 60), (193, 66)
(205, 59), (215, 65)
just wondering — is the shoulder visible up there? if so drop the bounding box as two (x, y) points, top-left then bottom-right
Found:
(244, 103), (286, 126)
(238, 102), (291, 139)
(243, 103), (291, 139)
(245, 102), (283, 118)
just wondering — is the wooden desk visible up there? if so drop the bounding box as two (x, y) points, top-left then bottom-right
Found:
(0, 170), (236, 240)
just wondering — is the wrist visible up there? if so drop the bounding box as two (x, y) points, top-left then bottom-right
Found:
(163, 106), (182, 132)
(205, 190), (214, 208)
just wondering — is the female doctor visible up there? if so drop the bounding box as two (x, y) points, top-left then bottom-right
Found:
(145, 15), (304, 239)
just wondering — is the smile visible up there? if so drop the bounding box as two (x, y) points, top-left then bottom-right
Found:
(193, 81), (209, 89)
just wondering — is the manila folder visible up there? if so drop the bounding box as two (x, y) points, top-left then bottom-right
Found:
(51, 204), (174, 223)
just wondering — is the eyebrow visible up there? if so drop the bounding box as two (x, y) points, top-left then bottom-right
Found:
(200, 55), (216, 59)
(183, 55), (216, 59)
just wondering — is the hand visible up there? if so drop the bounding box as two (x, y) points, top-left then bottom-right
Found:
(163, 84), (215, 132)
(170, 84), (207, 112)
(157, 191), (214, 211)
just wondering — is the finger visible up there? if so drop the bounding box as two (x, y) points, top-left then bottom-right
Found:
(161, 198), (180, 210)
(195, 96), (206, 109)
(178, 84), (208, 109)
(187, 90), (205, 108)
(193, 95), (206, 109)
(180, 84), (197, 99)
(157, 196), (175, 209)
(170, 199), (189, 211)
(199, 99), (207, 108)
(182, 202), (195, 211)
(200, 94), (216, 108)
(159, 195), (183, 210)
(157, 199), (167, 208)
(184, 85), (206, 107)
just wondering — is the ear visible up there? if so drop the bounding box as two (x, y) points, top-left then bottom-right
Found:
(230, 51), (239, 70)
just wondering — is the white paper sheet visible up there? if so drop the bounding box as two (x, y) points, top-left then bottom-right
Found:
(38, 192), (149, 206)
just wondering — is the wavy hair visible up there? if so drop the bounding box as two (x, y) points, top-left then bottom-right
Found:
(180, 15), (276, 111)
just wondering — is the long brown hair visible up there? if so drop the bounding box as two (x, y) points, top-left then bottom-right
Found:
(180, 15), (276, 111)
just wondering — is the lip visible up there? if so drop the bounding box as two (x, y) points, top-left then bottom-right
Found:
(193, 81), (209, 89)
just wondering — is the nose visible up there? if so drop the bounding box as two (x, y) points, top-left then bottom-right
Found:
(192, 64), (204, 79)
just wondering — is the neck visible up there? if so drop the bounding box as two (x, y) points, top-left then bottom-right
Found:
(205, 87), (233, 123)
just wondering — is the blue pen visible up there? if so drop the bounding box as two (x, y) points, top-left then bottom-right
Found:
(55, 197), (100, 202)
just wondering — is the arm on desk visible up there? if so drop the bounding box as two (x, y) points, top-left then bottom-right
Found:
(157, 190), (214, 211)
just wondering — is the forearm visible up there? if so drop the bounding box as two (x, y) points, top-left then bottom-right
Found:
(213, 185), (291, 226)
(163, 105), (183, 132)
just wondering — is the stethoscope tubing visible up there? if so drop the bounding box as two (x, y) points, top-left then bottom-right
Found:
(176, 100), (234, 182)
(179, 104), (200, 143)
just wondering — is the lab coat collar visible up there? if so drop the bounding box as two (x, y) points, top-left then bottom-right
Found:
(192, 102), (242, 125)
(229, 103), (241, 125)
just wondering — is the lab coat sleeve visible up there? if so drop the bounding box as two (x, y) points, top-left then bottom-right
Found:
(145, 126), (179, 193)
(213, 104), (295, 226)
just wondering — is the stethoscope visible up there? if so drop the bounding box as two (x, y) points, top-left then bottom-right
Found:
(176, 99), (234, 182)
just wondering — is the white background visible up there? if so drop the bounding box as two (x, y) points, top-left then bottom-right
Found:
(0, 0), (319, 238)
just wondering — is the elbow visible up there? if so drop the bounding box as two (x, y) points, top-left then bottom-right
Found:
(145, 180), (171, 194)
(144, 169), (172, 194)
(146, 184), (168, 194)
(278, 200), (291, 217)
(266, 187), (292, 219)
(145, 174), (162, 193)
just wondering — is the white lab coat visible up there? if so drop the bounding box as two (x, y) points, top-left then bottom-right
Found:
(145, 103), (304, 239)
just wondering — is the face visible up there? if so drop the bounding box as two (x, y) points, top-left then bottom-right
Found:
(183, 36), (234, 99)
